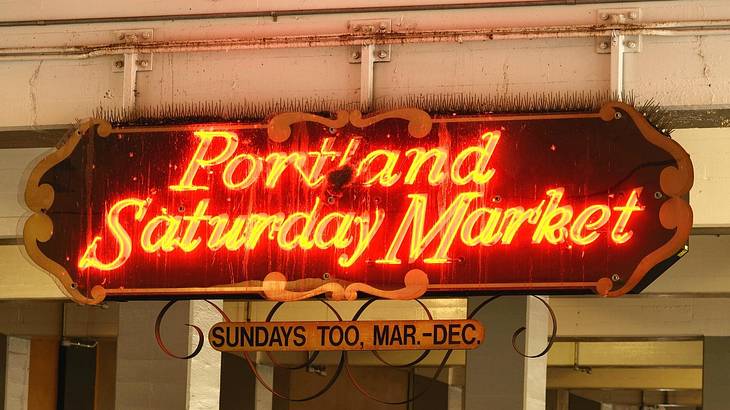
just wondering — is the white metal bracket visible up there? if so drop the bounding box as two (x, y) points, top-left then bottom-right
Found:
(348, 19), (392, 64)
(595, 10), (641, 101)
(610, 30), (625, 101)
(348, 19), (390, 112)
(360, 44), (375, 112)
(111, 29), (154, 111)
(595, 9), (642, 54)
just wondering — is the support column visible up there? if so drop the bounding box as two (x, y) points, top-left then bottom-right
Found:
(186, 300), (223, 410)
(448, 367), (464, 410)
(3, 336), (30, 410)
(703, 336), (730, 410)
(115, 301), (222, 410)
(254, 364), (274, 410)
(556, 390), (569, 410)
(465, 296), (549, 410)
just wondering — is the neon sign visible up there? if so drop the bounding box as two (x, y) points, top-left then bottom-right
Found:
(24, 103), (693, 304)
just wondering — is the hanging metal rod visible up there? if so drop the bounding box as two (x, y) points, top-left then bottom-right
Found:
(0, 0), (686, 28)
(1, 20), (729, 62)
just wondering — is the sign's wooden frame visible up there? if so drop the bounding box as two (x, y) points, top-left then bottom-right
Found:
(23, 102), (693, 304)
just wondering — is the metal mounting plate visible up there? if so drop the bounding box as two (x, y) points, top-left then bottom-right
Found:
(595, 8), (642, 54)
(348, 18), (391, 35)
(112, 53), (153, 72)
(348, 19), (392, 64)
(595, 36), (642, 54)
(112, 29), (154, 44)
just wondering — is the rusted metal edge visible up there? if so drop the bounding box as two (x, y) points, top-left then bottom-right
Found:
(3, 20), (730, 61)
(0, 0), (687, 28)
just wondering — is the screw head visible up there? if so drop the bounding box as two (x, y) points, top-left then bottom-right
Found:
(138, 60), (149, 68)
(599, 41), (609, 50)
(654, 191), (664, 199)
(114, 60), (124, 68)
(626, 40), (637, 49)
(600, 13), (609, 20)
(351, 51), (361, 60)
(379, 22), (387, 31)
(377, 49), (388, 59)
(611, 274), (621, 282)
(352, 24), (361, 32)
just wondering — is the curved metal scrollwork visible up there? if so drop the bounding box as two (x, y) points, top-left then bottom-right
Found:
(153, 294), (558, 404)
(245, 300), (346, 402)
(467, 295), (557, 359)
(353, 298), (434, 368)
(155, 299), (229, 360)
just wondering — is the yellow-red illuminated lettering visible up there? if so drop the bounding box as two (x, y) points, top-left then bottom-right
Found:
(611, 188), (644, 244)
(532, 188), (573, 244)
(450, 131), (500, 186)
(222, 154), (262, 190)
(404, 148), (447, 185)
(78, 198), (149, 270)
(356, 150), (401, 187)
(170, 131), (239, 191)
(378, 192), (480, 264)
(569, 205), (611, 245)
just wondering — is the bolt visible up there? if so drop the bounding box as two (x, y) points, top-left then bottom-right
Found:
(599, 41), (609, 50)
(626, 40), (637, 49)
(142, 31), (151, 40)
(377, 49), (388, 59)
(629, 11), (638, 19)
(599, 13), (609, 21)
(352, 51), (361, 60)
(138, 60), (149, 68)
(114, 60), (124, 68)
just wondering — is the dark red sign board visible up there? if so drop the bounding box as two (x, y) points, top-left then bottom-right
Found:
(24, 103), (693, 304)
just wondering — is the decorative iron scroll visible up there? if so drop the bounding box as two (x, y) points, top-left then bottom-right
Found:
(154, 297), (557, 404)
(24, 102), (692, 304)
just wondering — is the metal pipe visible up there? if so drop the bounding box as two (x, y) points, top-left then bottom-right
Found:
(0, 0), (685, 28)
(1, 20), (729, 62)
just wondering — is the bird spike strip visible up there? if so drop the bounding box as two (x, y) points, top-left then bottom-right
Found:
(95, 91), (675, 135)
(154, 296), (557, 405)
